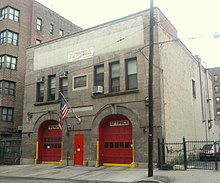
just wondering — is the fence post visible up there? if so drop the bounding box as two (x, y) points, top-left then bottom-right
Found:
(162, 138), (165, 164)
(214, 142), (218, 170)
(183, 137), (187, 170)
(157, 138), (161, 170)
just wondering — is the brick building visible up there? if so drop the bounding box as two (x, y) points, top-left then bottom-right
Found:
(21, 8), (219, 167)
(209, 67), (220, 124)
(0, 0), (81, 142)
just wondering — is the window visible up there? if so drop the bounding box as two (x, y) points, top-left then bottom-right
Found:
(1, 107), (13, 122)
(36, 39), (42, 45)
(6, 55), (17, 70)
(215, 86), (220, 93)
(192, 80), (196, 98)
(217, 108), (220, 116)
(8, 7), (19, 22)
(0, 7), (19, 22)
(216, 97), (220, 105)
(4, 81), (15, 95)
(125, 57), (137, 90)
(0, 134), (12, 138)
(0, 30), (19, 46)
(214, 75), (219, 82)
(59, 29), (64, 36)
(0, 55), (4, 68)
(50, 24), (54, 34)
(37, 18), (42, 31)
(0, 31), (6, 45)
(0, 80), (15, 96)
(0, 55), (17, 70)
(109, 62), (120, 92)
(36, 82), (44, 102)
(94, 65), (104, 87)
(48, 75), (56, 101)
(73, 75), (87, 89)
(0, 7), (8, 20)
(60, 77), (68, 98)
(7, 31), (18, 45)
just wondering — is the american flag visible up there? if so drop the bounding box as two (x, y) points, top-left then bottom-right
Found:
(59, 96), (69, 130)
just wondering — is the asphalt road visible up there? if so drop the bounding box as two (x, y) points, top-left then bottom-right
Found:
(0, 177), (124, 183)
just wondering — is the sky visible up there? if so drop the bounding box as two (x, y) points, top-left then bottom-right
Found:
(36, 0), (220, 68)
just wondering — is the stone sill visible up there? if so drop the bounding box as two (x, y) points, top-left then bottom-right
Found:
(91, 89), (139, 99)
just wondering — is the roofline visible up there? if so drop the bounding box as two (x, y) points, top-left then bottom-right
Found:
(28, 8), (151, 49)
(27, 7), (178, 50)
(34, 0), (82, 30)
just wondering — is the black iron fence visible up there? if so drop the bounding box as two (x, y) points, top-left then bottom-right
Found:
(158, 137), (220, 170)
(0, 139), (21, 165)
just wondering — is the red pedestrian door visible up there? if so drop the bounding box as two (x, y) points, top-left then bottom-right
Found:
(74, 134), (84, 165)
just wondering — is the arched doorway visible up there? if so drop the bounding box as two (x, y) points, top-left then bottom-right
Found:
(99, 114), (133, 166)
(38, 120), (62, 164)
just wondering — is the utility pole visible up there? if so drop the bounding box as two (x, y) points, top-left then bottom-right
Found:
(148, 0), (154, 177)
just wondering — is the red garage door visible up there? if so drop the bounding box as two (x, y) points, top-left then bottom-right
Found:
(99, 114), (132, 165)
(38, 120), (62, 163)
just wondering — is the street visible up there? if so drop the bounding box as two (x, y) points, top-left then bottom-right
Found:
(0, 177), (125, 183)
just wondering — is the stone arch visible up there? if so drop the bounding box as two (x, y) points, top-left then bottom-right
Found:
(33, 111), (59, 133)
(92, 104), (141, 132)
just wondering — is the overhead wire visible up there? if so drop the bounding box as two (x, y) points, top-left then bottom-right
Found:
(25, 15), (214, 87)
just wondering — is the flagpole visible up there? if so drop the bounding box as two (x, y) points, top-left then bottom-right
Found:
(59, 90), (81, 123)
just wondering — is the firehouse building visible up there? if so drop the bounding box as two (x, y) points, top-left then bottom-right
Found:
(21, 8), (219, 167)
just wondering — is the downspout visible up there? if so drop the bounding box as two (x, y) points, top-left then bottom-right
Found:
(198, 60), (207, 141)
(205, 68), (213, 130)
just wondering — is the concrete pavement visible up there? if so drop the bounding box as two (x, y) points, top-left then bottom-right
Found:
(0, 164), (219, 182)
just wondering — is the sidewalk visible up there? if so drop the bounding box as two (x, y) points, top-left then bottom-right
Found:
(0, 164), (219, 182)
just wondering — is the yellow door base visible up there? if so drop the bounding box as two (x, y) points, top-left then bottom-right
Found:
(103, 162), (135, 168)
(42, 161), (61, 165)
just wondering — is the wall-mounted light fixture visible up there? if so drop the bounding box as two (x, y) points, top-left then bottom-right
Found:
(27, 112), (33, 119)
(208, 119), (213, 129)
(145, 96), (149, 106)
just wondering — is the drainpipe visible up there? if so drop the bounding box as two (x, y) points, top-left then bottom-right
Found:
(198, 59), (208, 141)
(204, 64), (213, 130)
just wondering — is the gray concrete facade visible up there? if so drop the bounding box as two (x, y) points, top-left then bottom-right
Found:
(21, 8), (219, 167)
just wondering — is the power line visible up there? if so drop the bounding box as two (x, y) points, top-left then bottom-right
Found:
(25, 12), (215, 88)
